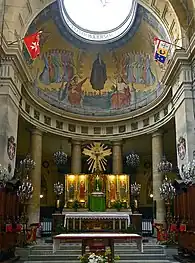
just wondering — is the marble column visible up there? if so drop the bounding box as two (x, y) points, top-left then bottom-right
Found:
(71, 140), (82, 173)
(152, 131), (165, 224)
(28, 128), (42, 225)
(112, 141), (123, 174)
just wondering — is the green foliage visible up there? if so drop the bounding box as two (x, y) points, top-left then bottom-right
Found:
(72, 199), (80, 211)
(113, 200), (122, 211)
(55, 223), (66, 234)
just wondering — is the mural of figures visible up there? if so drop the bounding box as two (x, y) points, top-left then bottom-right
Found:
(119, 180), (127, 201)
(79, 180), (85, 201)
(32, 47), (159, 115)
(23, 0), (169, 116)
(59, 75), (87, 106)
(39, 50), (75, 85)
(124, 52), (155, 86)
(111, 77), (131, 109)
(90, 53), (107, 92)
(108, 176), (117, 201)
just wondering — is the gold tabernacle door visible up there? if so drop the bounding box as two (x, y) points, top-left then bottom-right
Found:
(64, 174), (130, 209)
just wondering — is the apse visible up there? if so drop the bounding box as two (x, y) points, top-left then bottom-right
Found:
(24, 1), (170, 117)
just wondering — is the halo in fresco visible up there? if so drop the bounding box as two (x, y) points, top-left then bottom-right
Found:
(58, 0), (137, 42)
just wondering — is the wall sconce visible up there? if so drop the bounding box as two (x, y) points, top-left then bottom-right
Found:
(40, 194), (44, 199)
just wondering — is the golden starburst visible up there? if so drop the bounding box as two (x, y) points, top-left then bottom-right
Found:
(83, 142), (112, 173)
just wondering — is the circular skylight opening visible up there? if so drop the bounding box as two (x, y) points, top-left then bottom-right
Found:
(58, 0), (137, 43)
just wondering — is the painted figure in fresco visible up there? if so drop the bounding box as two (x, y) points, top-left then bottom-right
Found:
(68, 182), (75, 200)
(61, 51), (74, 82)
(79, 180), (85, 200)
(126, 53), (136, 84)
(58, 75), (87, 106)
(144, 54), (156, 86)
(135, 52), (145, 84)
(39, 54), (50, 85)
(68, 76), (87, 106)
(111, 77), (131, 109)
(90, 53), (107, 92)
(109, 180), (116, 201)
(120, 180), (126, 201)
(50, 50), (62, 83)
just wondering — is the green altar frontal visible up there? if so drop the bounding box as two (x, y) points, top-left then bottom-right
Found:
(89, 192), (106, 212)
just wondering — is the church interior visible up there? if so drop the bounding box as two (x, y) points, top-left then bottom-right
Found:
(0, 0), (195, 262)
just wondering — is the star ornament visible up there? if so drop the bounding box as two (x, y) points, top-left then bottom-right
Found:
(83, 142), (112, 173)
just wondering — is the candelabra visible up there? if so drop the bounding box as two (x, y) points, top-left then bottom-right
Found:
(158, 156), (172, 175)
(181, 159), (195, 184)
(53, 149), (68, 166)
(20, 154), (36, 176)
(131, 182), (141, 213)
(54, 181), (64, 211)
(126, 152), (140, 168)
(0, 164), (12, 187)
(159, 176), (176, 221)
(17, 177), (33, 204)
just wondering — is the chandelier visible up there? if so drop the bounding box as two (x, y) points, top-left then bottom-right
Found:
(181, 159), (195, 184)
(0, 165), (12, 187)
(131, 182), (141, 197)
(17, 177), (33, 202)
(20, 154), (36, 174)
(54, 181), (64, 196)
(53, 149), (67, 166)
(126, 152), (140, 168)
(158, 156), (172, 174)
(159, 176), (176, 202)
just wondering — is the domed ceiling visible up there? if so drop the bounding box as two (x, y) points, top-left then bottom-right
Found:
(24, 0), (170, 117)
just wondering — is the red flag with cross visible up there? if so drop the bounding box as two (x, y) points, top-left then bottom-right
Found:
(23, 31), (42, 59)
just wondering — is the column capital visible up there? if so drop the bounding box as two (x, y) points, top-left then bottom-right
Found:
(112, 140), (123, 146)
(31, 127), (43, 136)
(72, 140), (82, 146)
(152, 130), (163, 138)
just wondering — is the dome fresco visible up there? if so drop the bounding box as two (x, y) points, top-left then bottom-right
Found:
(25, 2), (169, 117)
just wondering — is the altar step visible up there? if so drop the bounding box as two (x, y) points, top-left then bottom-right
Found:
(20, 243), (179, 263)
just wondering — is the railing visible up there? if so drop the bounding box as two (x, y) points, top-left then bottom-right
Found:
(40, 218), (153, 236)
(142, 219), (153, 236)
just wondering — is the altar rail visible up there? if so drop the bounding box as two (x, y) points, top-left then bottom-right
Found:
(40, 218), (153, 236)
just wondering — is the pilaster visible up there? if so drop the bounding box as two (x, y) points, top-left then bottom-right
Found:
(112, 141), (123, 174)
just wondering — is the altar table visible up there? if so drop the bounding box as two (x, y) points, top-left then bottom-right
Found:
(63, 212), (130, 230)
(53, 233), (143, 260)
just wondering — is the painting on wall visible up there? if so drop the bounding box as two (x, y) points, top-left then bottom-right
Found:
(25, 2), (168, 116)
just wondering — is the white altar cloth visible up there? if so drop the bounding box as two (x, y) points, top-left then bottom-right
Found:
(63, 212), (130, 227)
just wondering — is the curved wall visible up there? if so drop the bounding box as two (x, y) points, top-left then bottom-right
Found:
(24, 2), (169, 117)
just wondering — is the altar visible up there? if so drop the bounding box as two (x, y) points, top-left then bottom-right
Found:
(63, 212), (131, 231)
(64, 173), (130, 210)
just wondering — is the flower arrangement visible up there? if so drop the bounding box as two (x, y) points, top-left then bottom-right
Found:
(113, 200), (122, 211)
(72, 199), (80, 211)
(79, 249), (120, 263)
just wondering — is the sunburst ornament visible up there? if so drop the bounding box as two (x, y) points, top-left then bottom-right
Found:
(83, 142), (112, 173)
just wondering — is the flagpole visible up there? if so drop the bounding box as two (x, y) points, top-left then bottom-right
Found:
(7, 30), (43, 46)
(155, 37), (185, 50)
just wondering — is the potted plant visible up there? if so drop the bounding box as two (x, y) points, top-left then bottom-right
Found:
(113, 200), (122, 211)
(72, 199), (80, 211)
